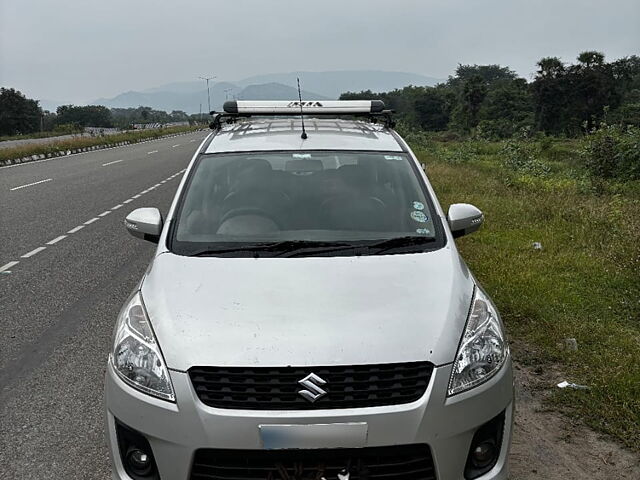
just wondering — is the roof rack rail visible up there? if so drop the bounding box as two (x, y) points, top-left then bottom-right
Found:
(209, 100), (395, 130)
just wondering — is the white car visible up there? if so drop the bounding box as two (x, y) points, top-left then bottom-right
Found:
(105, 100), (513, 480)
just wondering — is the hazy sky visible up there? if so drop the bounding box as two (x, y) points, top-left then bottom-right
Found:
(1, 0), (638, 103)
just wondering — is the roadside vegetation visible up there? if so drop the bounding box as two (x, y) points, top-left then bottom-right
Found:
(0, 124), (201, 165)
(342, 52), (640, 449)
(404, 126), (639, 451)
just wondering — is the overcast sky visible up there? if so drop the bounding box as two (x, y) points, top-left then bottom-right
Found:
(1, 0), (638, 104)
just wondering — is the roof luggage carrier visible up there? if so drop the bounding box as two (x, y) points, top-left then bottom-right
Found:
(209, 100), (395, 130)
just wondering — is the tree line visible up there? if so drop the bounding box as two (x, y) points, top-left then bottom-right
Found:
(0, 88), (203, 137)
(341, 51), (639, 138)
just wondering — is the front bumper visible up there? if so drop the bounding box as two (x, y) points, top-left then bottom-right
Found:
(105, 358), (514, 480)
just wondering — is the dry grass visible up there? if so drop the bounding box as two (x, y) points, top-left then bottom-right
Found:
(0, 125), (200, 164)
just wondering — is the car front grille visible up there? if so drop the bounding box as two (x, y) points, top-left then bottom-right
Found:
(188, 362), (433, 410)
(190, 444), (436, 480)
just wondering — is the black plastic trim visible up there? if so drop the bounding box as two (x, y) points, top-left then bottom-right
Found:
(464, 410), (506, 479)
(223, 100), (238, 113)
(115, 419), (160, 480)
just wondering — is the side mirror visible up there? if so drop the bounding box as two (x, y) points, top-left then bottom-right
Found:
(125, 208), (163, 243)
(448, 203), (484, 238)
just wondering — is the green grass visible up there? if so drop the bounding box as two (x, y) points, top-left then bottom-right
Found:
(414, 140), (640, 451)
(0, 125), (201, 164)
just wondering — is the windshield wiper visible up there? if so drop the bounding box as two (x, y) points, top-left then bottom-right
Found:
(283, 236), (437, 257)
(187, 236), (436, 257)
(188, 240), (354, 257)
(365, 235), (437, 255)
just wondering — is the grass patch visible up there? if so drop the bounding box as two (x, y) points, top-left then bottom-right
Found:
(417, 141), (640, 451)
(0, 125), (201, 164)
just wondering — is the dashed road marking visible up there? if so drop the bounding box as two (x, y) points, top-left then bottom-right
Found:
(0, 261), (19, 273)
(147, 150), (158, 155)
(172, 144), (180, 148)
(1, 169), (185, 275)
(46, 235), (67, 245)
(22, 247), (46, 258)
(10, 178), (53, 191)
(102, 159), (123, 167)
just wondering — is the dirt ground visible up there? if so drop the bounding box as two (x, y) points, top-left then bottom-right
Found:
(509, 361), (640, 479)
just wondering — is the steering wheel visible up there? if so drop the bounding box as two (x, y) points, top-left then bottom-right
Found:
(219, 207), (283, 230)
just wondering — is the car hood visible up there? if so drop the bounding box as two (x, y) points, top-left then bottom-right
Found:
(141, 248), (474, 371)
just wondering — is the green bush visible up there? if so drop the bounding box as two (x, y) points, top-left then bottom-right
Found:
(500, 138), (550, 176)
(579, 124), (640, 180)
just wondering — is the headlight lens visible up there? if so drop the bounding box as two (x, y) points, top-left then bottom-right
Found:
(110, 292), (175, 401)
(448, 287), (508, 396)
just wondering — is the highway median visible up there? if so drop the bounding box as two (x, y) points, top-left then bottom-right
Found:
(0, 125), (203, 167)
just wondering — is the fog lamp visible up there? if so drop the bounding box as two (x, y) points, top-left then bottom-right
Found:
(471, 440), (497, 469)
(126, 447), (152, 476)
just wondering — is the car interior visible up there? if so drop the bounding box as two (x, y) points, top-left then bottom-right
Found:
(176, 152), (434, 240)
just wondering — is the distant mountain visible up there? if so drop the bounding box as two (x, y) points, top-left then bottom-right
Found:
(39, 99), (66, 112)
(93, 81), (240, 114)
(236, 71), (442, 99)
(91, 70), (443, 113)
(237, 83), (328, 101)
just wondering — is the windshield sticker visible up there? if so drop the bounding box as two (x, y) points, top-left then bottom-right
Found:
(412, 201), (425, 211)
(384, 155), (403, 161)
(292, 153), (312, 159)
(410, 210), (428, 223)
(416, 228), (431, 235)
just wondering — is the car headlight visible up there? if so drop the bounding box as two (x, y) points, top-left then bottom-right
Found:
(448, 286), (508, 396)
(109, 292), (175, 401)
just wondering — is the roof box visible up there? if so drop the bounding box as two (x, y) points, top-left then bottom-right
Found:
(222, 100), (385, 115)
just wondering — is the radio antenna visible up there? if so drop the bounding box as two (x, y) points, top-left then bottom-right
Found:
(297, 77), (308, 139)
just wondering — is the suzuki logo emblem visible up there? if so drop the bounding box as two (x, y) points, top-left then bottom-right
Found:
(297, 373), (328, 403)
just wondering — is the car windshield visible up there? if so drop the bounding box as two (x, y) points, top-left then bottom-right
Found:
(170, 151), (442, 256)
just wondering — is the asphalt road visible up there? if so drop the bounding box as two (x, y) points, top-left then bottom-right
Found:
(0, 130), (209, 479)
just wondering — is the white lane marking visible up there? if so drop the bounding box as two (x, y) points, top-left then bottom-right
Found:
(132, 194), (141, 199)
(102, 159), (123, 167)
(147, 150), (158, 155)
(0, 167), (192, 274)
(172, 144), (180, 148)
(21, 247), (46, 258)
(0, 261), (19, 273)
(46, 235), (67, 245)
(10, 178), (53, 191)
(161, 180), (167, 184)
(189, 139), (196, 142)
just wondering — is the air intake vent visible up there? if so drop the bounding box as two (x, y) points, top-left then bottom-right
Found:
(190, 444), (437, 480)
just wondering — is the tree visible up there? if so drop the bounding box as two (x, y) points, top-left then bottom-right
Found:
(56, 105), (113, 127)
(0, 88), (42, 136)
(450, 75), (487, 131)
(531, 57), (568, 134)
(414, 87), (451, 131)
